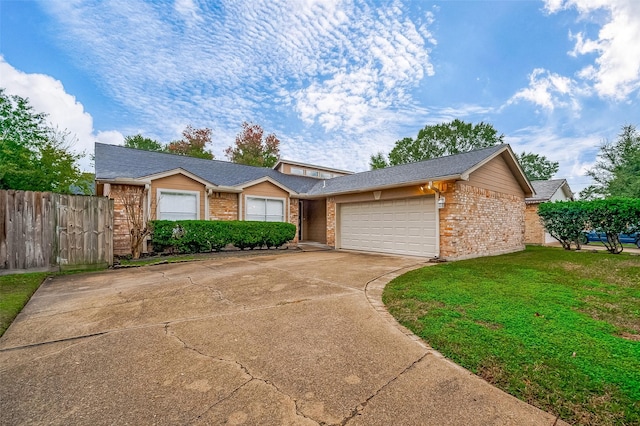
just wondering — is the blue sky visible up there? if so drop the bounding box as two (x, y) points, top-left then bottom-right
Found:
(2, 0), (640, 194)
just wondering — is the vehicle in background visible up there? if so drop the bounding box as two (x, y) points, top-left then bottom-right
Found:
(583, 231), (640, 248)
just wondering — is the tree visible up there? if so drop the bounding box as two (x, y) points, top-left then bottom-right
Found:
(113, 185), (149, 259)
(166, 125), (214, 159)
(580, 125), (640, 199)
(124, 134), (164, 151)
(0, 89), (87, 194)
(225, 122), (280, 167)
(370, 120), (504, 169)
(370, 120), (559, 182)
(516, 152), (559, 181)
(369, 152), (389, 169)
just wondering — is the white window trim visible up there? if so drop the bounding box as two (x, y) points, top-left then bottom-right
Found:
(156, 188), (201, 220)
(245, 195), (286, 222)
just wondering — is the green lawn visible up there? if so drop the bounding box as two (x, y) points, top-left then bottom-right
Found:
(0, 272), (49, 337)
(383, 246), (640, 425)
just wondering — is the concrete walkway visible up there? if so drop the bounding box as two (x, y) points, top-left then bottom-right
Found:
(0, 251), (567, 425)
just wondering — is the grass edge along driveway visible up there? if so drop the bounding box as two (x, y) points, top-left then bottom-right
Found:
(383, 246), (640, 426)
(0, 272), (48, 337)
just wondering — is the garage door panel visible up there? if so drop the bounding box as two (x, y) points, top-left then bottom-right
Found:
(339, 196), (437, 257)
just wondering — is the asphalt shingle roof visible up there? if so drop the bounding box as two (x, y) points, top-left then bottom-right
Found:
(306, 145), (508, 195)
(527, 179), (570, 202)
(94, 143), (319, 193)
(95, 143), (514, 196)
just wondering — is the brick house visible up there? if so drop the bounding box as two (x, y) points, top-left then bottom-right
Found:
(95, 143), (534, 260)
(524, 179), (574, 245)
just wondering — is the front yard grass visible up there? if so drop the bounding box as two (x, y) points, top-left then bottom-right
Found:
(383, 246), (640, 425)
(0, 272), (49, 337)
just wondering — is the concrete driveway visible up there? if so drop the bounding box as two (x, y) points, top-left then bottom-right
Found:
(0, 250), (565, 425)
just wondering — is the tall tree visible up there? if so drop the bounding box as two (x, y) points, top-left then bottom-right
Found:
(580, 125), (640, 199)
(225, 122), (280, 167)
(369, 152), (389, 169)
(0, 89), (87, 194)
(370, 119), (558, 182)
(370, 120), (504, 169)
(166, 125), (214, 159)
(516, 152), (559, 181)
(124, 133), (164, 151)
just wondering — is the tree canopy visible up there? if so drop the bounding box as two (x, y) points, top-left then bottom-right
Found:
(225, 122), (280, 167)
(370, 120), (504, 169)
(580, 125), (640, 199)
(124, 134), (163, 152)
(370, 119), (558, 181)
(516, 152), (559, 181)
(0, 89), (88, 194)
(166, 125), (214, 159)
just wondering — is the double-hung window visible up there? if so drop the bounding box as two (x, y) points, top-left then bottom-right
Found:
(157, 189), (200, 220)
(246, 197), (284, 222)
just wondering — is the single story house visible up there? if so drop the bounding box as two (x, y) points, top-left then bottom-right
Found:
(524, 179), (574, 245)
(95, 142), (534, 260)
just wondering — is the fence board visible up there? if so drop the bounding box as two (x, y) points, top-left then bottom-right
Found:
(0, 190), (113, 273)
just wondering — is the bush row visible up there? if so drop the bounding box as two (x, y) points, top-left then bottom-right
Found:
(537, 197), (640, 253)
(150, 220), (297, 254)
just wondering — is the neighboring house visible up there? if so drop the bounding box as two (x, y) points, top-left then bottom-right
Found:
(525, 179), (574, 245)
(95, 143), (533, 260)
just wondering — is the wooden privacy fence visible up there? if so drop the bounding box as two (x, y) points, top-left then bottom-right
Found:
(0, 190), (113, 272)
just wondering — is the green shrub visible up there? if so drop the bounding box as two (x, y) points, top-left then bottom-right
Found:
(537, 201), (588, 250)
(584, 197), (640, 253)
(149, 220), (296, 254)
(538, 197), (640, 253)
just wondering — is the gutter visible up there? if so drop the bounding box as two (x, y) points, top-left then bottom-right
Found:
(298, 174), (463, 198)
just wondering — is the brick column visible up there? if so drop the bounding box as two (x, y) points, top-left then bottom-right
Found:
(326, 197), (336, 247)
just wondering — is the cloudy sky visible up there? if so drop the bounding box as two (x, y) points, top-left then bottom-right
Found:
(2, 0), (640, 193)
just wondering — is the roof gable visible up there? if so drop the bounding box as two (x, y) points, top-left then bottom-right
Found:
(527, 179), (574, 203)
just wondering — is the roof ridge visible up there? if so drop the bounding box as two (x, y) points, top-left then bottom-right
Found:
(95, 142), (270, 171)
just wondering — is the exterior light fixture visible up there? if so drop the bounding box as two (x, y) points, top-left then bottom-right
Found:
(437, 196), (446, 209)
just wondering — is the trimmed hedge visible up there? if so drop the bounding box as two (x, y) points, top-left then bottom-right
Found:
(538, 197), (640, 253)
(150, 220), (296, 254)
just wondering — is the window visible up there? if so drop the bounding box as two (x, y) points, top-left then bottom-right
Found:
(307, 170), (319, 177)
(320, 172), (332, 178)
(246, 197), (284, 222)
(157, 190), (199, 220)
(290, 167), (304, 175)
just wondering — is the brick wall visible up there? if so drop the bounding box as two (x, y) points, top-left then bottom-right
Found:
(109, 184), (145, 256)
(208, 192), (238, 221)
(289, 198), (299, 244)
(524, 203), (545, 245)
(439, 183), (525, 260)
(326, 197), (336, 246)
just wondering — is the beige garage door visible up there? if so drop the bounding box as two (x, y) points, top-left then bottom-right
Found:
(339, 196), (437, 257)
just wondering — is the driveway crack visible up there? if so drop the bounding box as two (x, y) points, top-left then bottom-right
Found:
(186, 276), (234, 306)
(165, 324), (321, 425)
(338, 353), (429, 425)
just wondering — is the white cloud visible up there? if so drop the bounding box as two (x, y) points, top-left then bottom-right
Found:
(507, 68), (586, 112)
(545, 0), (640, 100)
(506, 126), (601, 193)
(0, 56), (122, 171)
(38, 0), (435, 139)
